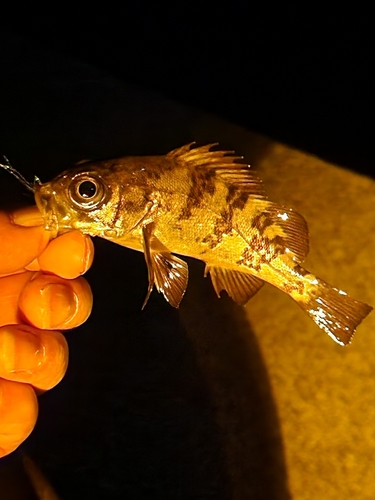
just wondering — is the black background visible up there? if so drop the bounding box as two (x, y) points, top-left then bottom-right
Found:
(1, 4), (374, 178)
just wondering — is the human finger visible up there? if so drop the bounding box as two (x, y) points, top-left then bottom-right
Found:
(0, 378), (38, 458)
(37, 231), (94, 279)
(0, 272), (34, 327)
(0, 324), (68, 391)
(19, 274), (93, 330)
(0, 272), (93, 331)
(0, 207), (51, 276)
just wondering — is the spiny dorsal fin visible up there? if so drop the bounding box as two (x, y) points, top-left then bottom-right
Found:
(167, 143), (265, 199)
(205, 265), (264, 305)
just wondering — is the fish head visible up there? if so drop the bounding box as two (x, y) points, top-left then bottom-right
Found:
(35, 162), (149, 238)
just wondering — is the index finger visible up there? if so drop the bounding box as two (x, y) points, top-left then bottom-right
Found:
(0, 207), (51, 275)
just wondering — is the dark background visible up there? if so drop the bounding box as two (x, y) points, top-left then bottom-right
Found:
(1, 5), (374, 177)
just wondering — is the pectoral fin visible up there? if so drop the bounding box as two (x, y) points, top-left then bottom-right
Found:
(142, 223), (188, 308)
(205, 265), (264, 305)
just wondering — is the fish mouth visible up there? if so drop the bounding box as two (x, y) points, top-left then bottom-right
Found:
(34, 184), (60, 233)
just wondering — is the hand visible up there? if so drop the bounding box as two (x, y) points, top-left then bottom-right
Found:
(0, 206), (94, 458)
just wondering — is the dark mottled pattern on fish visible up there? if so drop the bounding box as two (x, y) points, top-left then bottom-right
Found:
(111, 181), (154, 227)
(232, 191), (250, 210)
(226, 185), (250, 211)
(293, 264), (309, 277)
(179, 169), (216, 220)
(282, 281), (305, 294)
(272, 235), (287, 253)
(251, 213), (274, 231)
(123, 198), (140, 213)
(237, 246), (262, 271)
(202, 207), (234, 249)
(143, 168), (162, 180)
(236, 230), (286, 271)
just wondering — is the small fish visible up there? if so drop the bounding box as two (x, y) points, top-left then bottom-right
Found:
(1, 145), (372, 345)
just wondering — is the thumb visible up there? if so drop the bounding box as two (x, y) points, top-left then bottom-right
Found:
(0, 207), (51, 276)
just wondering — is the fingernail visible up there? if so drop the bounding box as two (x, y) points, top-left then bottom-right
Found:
(40, 283), (77, 329)
(11, 207), (44, 227)
(0, 326), (43, 373)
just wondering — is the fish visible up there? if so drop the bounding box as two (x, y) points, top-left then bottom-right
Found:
(0, 144), (372, 345)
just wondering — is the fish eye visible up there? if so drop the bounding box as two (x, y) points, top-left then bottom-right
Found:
(78, 180), (97, 199)
(69, 174), (106, 210)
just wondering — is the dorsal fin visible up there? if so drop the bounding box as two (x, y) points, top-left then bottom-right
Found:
(167, 143), (265, 199)
(238, 202), (309, 263)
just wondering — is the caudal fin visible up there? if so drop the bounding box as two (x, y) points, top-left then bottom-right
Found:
(298, 283), (372, 345)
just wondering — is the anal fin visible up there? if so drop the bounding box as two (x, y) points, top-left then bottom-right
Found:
(205, 266), (264, 305)
(142, 224), (188, 308)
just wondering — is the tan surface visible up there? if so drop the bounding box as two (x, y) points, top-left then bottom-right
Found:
(251, 144), (375, 499)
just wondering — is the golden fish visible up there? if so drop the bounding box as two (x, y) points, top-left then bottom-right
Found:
(1, 145), (372, 345)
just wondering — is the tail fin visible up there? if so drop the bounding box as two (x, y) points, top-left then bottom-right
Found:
(298, 283), (372, 345)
